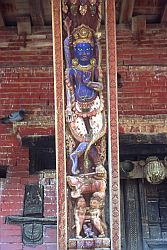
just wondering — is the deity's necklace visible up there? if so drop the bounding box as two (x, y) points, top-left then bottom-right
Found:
(76, 64), (94, 72)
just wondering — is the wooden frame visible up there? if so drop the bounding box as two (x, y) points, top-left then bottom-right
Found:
(106, 1), (120, 249)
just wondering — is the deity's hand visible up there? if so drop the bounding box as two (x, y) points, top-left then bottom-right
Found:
(66, 108), (73, 123)
(87, 81), (103, 92)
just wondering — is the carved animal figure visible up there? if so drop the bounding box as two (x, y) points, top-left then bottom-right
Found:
(67, 174), (106, 199)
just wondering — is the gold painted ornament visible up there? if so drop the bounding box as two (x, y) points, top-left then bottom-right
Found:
(72, 58), (79, 66)
(90, 58), (96, 66)
(79, 4), (88, 15)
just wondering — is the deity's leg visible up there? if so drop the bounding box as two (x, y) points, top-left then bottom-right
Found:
(89, 146), (101, 166)
(70, 142), (89, 175)
(92, 218), (105, 237)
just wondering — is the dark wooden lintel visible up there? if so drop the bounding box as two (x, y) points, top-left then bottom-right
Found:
(161, 3), (167, 24)
(29, 0), (45, 26)
(119, 133), (167, 145)
(6, 215), (57, 225)
(119, 0), (135, 24)
(22, 135), (55, 147)
(119, 133), (167, 161)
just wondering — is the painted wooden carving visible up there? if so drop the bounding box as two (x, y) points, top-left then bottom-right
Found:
(63, 0), (108, 240)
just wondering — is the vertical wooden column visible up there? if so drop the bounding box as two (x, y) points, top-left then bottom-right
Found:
(52, 1), (67, 250)
(106, 1), (121, 250)
(52, 0), (120, 249)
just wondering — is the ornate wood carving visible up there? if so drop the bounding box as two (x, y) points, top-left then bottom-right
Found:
(122, 179), (167, 249)
(52, 0), (119, 248)
(124, 180), (143, 250)
(52, 1), (67, 249)
(106, 1), (120, 249)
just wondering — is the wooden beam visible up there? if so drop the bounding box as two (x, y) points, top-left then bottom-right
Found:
(120, 144), (167, 159)
(161, 3), (167, 24)
(29, 0), (45, 26)
(15, 0), (30, 16)
(131, 15), (146, 35)
(119, 133), (167, 160)
(0, 10), (5, 26)
(17, 16), (31, 35)
(119, 0), (135, 24)
(119, 133), (167, 145)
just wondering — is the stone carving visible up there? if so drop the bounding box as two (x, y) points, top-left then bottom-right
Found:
(24, 185), (43, 216)
(6, 184), (56, 245)
(63, 3), (107, 238)
(23, 223), (43, 245)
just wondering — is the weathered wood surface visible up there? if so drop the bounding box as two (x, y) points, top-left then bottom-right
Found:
(120, 133), (167, 145)
(6, 216), (57, 225)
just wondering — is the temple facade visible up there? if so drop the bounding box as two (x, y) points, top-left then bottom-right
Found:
(0, 1), (167, 250)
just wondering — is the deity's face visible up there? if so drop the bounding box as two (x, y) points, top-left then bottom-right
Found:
(77, 197), (86, 208)
(74, 42), (94, 65)
(90, 198), (99, 209)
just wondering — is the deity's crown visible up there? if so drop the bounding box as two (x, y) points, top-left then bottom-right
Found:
(72, 24), (94, 46)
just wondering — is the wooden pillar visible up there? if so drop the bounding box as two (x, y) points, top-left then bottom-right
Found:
(52, 1), (120, 249)
(52, 1), (67, 250)
(106, 1), (120, 249)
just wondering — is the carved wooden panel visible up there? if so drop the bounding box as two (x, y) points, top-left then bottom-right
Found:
(121, 179), (167, 250)
(121, 179), (143, 250)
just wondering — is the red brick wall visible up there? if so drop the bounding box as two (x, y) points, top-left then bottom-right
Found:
(117, 25), (167, 116)
(116, 25), (167, 133)
(0, 27), (56, 250)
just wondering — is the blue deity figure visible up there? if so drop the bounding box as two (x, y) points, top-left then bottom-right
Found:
(64, 24), (106, 175)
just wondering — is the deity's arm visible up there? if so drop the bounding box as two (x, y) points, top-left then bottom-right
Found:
(94, 67), (102, 83)
(87, 67), (103, 92)
(65, 69), (75, 122)
(94, 41), (99, 66)
(64, 36), (72, 68)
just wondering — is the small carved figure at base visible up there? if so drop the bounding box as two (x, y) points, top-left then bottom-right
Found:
(89, 196), (106, 237)
(83, 223), (95, 238)
(74, 197), (87, 238)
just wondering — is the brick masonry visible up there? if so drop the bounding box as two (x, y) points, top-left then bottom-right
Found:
(116, 24), (167, 133)
(0, 27), (56, 250)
